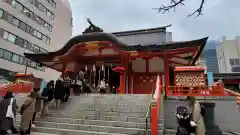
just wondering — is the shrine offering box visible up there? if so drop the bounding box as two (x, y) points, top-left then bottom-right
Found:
(174, 66), (206, 87)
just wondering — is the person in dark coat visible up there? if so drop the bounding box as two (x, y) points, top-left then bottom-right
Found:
(0, 92), (19, 134)
(54, 79), (64, 108)
(40, 81), (54, 117)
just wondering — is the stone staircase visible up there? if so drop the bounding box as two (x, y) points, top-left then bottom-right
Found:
(15, 94), (164, 135)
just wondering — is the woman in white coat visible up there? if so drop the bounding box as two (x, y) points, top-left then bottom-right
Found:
(186, 96), (205, 135)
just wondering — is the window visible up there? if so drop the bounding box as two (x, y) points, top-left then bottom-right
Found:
(49, 0), (56, 8)
(23, 8), (33, 18)
(38, 4), (46, 13)
(33, 45), (40, 53)
(230, 59), (240, 66)
(0, 49), (3, 58)
(15, 2), (23, 12)
(19, 21), (27, 31)
(46, 37), (50, 44)
(7, 15), (13, 24)
(42, 35), (47, 43)
(3, 31), (8, 39)
(12, 54), (20, 63)
(19, 57), (24, 64)
(26, 25), (31, 33)
(3, 50), (12, 61)
(12, 17), (19, 27)
(11, 0), (17, 8)
(0, 8), (3, 18)
(7, 33), (16, 43)
(36, 16), (45, 25)
(15, 36), (24, 46)
(36, 31), (42, 39)
(27, 42), (33, 51)
(46, 10), (54, 20)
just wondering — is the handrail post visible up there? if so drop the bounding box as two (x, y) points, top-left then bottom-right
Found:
(151, 100), (158, 135)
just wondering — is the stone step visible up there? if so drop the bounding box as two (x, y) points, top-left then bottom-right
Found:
(16, 115), (147, 123)
(15, 125), (128, 135)
(63, 106), (148, 113)
(69, 104), (149, 108)
(46, 111), (147, 117)
(16, 119), (163, 129)
(27, 132), (58, 135)
(16, 121), (148, 134)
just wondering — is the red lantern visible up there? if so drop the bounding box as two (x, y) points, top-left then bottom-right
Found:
(112, 66), (126, 74)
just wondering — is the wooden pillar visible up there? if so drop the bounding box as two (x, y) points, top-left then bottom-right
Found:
(119, 56), (129, 94)
(119, 73), (125, 94)
(164, 52), (169, 94)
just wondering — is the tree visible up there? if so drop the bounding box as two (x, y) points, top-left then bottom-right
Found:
(153, 0), (205, 17)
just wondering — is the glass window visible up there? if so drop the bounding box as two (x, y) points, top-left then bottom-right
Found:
(19, 21), (27, 31)
(19, 56), (24, 64)
(46, 37), (50, 44)
(0, 49), (3, 58)
(23, 8), (32, 17)
(3, 31), (8, 40)
(49, 25), (52, 31)
(27, 42), (33, 51)
(0, 8), (3, 18)
(23, 58), (28, 65)
(7, 33), (16, 43)
(26, 25), (31, 33)
(12, 17), (19, 27)
(32, 29), (37, 36)
(3, 50), (12, 61)
(33, 45), (40, 53)
(7, 15), (13, 24)
(38, 4), (46, 13)
(36, 16), (44, 25)
(36, 32), (42, 39)
(11, 0), (17, 8)
(15, 36), (24, 46)
(12, 54), (20, 63)
(42, 35), (47, 43)
(22, 40), (28, 48)
(15, 2), (23, 12)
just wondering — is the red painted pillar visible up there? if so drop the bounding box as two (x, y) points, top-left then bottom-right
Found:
(119, 73), (125, 94)
(164, 52), (169, 95)
(151, 102), (158, 135)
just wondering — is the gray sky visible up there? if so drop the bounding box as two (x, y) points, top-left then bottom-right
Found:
(69, 0), (240, 41)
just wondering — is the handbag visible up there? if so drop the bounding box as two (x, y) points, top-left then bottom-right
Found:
(6, 98), (14, 118)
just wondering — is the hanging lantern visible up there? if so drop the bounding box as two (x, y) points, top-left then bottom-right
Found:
(101, 65), (105, 71)
(85, 65), (87, 71)
(93, 64), (96, 72)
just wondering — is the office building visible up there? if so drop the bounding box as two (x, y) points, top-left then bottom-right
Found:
(0, 0), (72, 81)
(217, 36), (240, 73)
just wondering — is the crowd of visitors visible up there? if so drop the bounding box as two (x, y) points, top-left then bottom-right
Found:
(0, 78), (71, 135)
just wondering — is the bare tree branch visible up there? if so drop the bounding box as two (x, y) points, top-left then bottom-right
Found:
(153, 0), (205, 17)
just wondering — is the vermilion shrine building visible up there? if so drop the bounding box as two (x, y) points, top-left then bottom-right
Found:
(24, 24), (208, 94)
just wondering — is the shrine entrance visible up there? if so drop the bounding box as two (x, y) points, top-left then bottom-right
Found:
(132, 75), (158, 94)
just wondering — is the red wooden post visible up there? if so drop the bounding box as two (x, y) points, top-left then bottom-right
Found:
(119, 73), (125, 94)
(164, 52), (169, 94)
(151, 101), (158, 135)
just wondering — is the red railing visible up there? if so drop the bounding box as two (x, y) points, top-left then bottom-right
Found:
(166, 83), (225, 96)
(150, 75), (163, 135)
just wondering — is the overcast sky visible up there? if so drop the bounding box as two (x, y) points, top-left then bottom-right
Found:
(68, 0), (240, 41)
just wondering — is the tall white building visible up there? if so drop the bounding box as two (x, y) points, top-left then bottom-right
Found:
(0, 0), (72, 81)
(217, 36), (240, 73)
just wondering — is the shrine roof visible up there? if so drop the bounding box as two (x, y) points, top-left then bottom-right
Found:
(24, 32), (207, 70)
